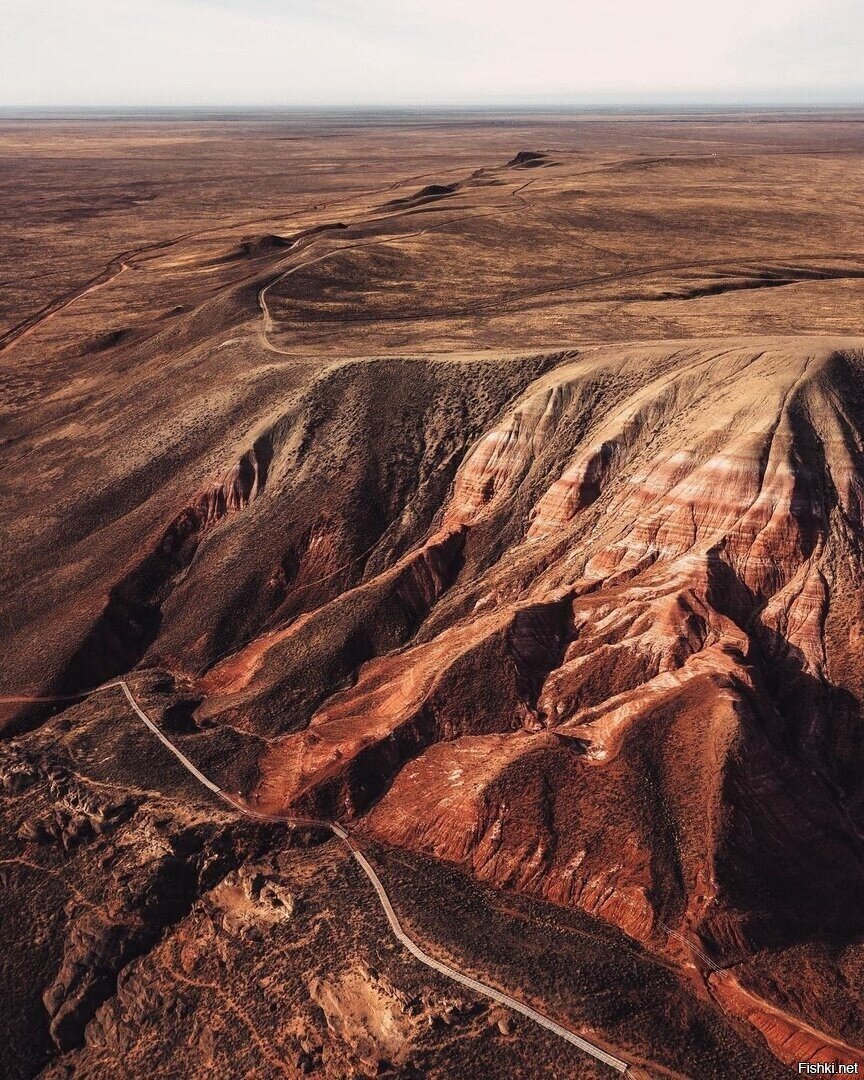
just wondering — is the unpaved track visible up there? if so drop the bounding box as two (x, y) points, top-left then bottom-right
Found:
(0, 163), (489, 356)
(13, 679), (634, 1075)
(256, 193), (864, 347)
(256, 178), (538, 354)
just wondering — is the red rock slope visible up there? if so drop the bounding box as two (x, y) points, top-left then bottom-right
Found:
(200, 337), (864, 1062)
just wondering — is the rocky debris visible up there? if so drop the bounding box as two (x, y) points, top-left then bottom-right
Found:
(210, 864), (299, 938)
(309, 964), (485, 1075)
(429, 996), (486, 1029)
(491, 1009), (514, 1036)
(2, 748), (139, 849)
(251, 873), (296, 915)
(0, 745), (39, 794)
(18, 782), (136, 850)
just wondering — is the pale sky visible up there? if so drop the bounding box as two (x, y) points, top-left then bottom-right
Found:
(2, 0), (863, 108)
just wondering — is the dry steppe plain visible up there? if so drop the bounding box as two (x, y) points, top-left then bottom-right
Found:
(3, 110), (864, 1078)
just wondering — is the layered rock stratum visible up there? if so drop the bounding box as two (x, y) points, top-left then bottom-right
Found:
(4, 114), (864, 1077)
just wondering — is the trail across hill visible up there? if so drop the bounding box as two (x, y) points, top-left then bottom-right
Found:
(17, 678), (635, 1075)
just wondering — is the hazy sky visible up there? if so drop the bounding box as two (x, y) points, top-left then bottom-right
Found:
(2, 0), (863, 108)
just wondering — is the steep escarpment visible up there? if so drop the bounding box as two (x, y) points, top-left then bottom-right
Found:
(0, 344), (561, 732)
(46, 438), (275, 703)
(207, 338), (864, 1065)
(6, 334), (864, 1071)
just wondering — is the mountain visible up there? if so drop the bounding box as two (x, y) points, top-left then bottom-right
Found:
(3, 117), (864, 1077)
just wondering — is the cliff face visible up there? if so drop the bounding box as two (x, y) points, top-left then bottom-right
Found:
(7, 328), (864, 1068)
(206, 339), (864, 1060)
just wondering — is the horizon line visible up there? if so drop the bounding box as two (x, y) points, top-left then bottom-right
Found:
(4, 100), (864, 116)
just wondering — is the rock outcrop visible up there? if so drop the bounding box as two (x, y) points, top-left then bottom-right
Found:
(216, 339), (864, 1064)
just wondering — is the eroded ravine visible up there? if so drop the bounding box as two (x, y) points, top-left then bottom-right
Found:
(203, 338), (864, 1068)
(6, 137), (864, 1074)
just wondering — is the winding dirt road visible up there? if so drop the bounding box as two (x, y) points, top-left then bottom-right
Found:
(16, 679), (635, 1075)
(255, 178), (538, 354)
(0, 162), (496, 357)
